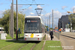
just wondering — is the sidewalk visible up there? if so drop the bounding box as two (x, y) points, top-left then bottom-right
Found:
(61, 32), (75, 38)
(46, 33), (59, 41)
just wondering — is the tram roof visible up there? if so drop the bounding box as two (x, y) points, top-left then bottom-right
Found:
(25, 16), (41, 19)
(25, 16), (44, 25)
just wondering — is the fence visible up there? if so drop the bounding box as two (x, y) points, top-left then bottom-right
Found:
(72, 30), (75, 32)
(53, 32), (60, 39)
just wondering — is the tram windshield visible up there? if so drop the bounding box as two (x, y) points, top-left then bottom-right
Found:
(25, 18), (41, 33)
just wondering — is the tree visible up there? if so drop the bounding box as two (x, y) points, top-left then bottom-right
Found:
(45, 26), (48, 31)
(0, 10), (25, 34)
(69, 14), (75, 30)
(0, 18), (2, 27)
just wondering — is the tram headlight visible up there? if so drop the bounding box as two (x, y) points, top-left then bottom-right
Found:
(25, 35), (28, 36)
(36, 35), (39, 36)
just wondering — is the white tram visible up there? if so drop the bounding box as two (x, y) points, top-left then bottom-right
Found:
(0, 27), (4, 34)
(24, 16), (45, 41)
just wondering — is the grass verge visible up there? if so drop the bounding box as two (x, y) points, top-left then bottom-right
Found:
(1, 43), (26, 50)
(44, 41), (62, 50)
(33, 41), (44, 50)
(0, 40), (26, 50)
(0, 40), (13, 49)
(20, 43), (35, 50)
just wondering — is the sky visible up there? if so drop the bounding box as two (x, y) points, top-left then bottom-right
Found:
(0, 0), (75, 28)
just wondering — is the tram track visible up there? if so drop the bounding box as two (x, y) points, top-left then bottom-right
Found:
(18, 35), (46, 50)
(30, 41), (41, 50)
(30, 43), (37, 50)
(18, 41), (40, 50)
(18, 43), (28, 50)
(30, 41), (46, 50)
(42, 40), (46, 50)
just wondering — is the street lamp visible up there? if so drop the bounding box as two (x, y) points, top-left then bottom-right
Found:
(52, 9), (54, 31)
(67, 11), (72, 32)
(49, 15), (50, 30)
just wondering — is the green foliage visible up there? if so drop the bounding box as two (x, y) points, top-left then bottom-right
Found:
(0, 24), (2, 27)
(45, 26), (48, 31)
(14, 12), (25, 34)
(69, 14), (75, 30)
(0, 10), (25, 34)
(50, 28), (53, 30)
(0, 18), (2, 25)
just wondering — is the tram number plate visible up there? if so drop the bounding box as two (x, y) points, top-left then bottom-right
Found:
(30, 33), (34, 38)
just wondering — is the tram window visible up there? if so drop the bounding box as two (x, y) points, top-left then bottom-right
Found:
(0, 29), (4, 31)
(25, 22), (39, 30)
(25, 18), (41, 33)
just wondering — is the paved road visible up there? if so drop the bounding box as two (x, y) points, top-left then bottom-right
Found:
(60, 32), (75, 50)
(61, 32), (75, 38)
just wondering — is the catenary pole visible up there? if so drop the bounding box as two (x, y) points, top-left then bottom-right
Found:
(49, 15), (50, 30)
(52, 9), (53, 31)
(16, 0), (18, 40)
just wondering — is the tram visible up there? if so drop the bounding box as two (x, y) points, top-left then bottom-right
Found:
(24, 16), (45, 41)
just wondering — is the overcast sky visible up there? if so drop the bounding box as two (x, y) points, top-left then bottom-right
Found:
(0, 0), (75, 28)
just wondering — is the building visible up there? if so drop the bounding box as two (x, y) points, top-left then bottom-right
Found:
(58, 18), (62, 29)
(58, 15), (70, 30)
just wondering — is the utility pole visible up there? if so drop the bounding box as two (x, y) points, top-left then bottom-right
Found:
(67, 11), (72, 32)
(46, 19), (47, 31)
(9, 0), (14, 38)
(70, 16), (72, 32)
(46, 19), (47, 26)
(47, 19), (48, 27)
(12, 0), (14, 38)
(49, 15), (50, 30)
(52, 9), (54, 31)
(47, 19), (48, 31)
(16, 0), (18, 40)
